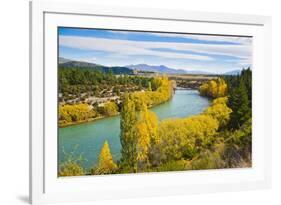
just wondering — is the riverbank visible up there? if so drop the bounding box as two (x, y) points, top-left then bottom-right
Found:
(59, 114), (119, 128)
(59, 89), (210, 170)
(59, 76), (173, 128)
(59, 97), (173, 128)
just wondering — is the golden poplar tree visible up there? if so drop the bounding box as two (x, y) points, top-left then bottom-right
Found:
(120, 93), (138, 172)
(136, 103), (159, 167)
(95, 141), (117, 174)
(217, 78), (227, 97)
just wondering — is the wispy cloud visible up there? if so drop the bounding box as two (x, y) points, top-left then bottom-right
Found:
(107, 30), (252, 45)
(59, 35), (251, 61)
(59, 36), (215, 61)
(149, 33), (252, 45)
(59, 29), (252, 73)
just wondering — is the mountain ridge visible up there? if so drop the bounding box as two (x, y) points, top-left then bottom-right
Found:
(58, 58), (133, 75)
(126, 64), (215, 75)
(59, 57), (242, 76)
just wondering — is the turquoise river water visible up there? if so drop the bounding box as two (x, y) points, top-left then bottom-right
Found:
(58, 89), (210, 170)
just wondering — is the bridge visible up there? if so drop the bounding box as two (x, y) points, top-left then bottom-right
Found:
(168, 74), (217, 89)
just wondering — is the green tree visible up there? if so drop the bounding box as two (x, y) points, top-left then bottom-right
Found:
(120, 93), (138, 172)
(241, 67), (252, 106)
(148, 82), (152, 91)
(228, 80), (251, 129)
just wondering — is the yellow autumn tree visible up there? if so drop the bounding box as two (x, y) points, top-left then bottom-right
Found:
(199, 78), (227, 98)
(131, 76), (173, 110)
(203, 97), (232, 128)
(94, 141), (117, 174)
(136, 103), (159, 168)
(208, 80), (218, 97)
(59, 162), (84, 177)
(217, 78), (227, 97)
(59, 103), (97, 126)
(99, 101), (118, 116)
(157, 114), (219, 162)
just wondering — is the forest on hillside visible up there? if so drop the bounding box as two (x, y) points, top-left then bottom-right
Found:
(58, 67), (164, 127)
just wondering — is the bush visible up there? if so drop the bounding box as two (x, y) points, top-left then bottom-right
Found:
(59, 145), (85, 176)
(59, 161), (85, 177)
(59, 103), (97, 126)
(199, 78), (227, 98)
(155, 114), (219, 163)
(98, 101), (118, 117)
(154, 160), (190, 172)
(203, 97), (232, 128)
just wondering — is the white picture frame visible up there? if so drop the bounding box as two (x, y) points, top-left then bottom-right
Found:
(30, 1), (272, 204)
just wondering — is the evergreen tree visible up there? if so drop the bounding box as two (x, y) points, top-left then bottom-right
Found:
(120, 93), (138, 172)
(95, 141), (117, 174)
(228, 79), (251, 129)
(241, 67), (252, 106)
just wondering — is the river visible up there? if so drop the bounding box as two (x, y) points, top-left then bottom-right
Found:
(58, 89), (210, 170)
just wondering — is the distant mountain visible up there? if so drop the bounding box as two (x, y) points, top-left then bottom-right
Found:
(126, 64), (187, 74)
(58, 57), (71, 64)
(126, 64), (214, 75)
(223, 70), (241, 76)
(59, 58), (133, 75)
(59, 58), (230, 75)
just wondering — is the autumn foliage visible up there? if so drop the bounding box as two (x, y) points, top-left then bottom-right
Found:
(94, 141), (117, 174)
(199, 78), (227, 98)
(59, 103), (97, 126)
(59, 69), (252, 176)
(131, 76), (173, 110)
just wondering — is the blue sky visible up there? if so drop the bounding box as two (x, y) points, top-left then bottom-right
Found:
(59, 27), (252, 73)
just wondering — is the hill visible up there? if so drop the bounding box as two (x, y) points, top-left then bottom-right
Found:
(59, 58), (133, 75)
(126, 64), (214, 75)
(223, 70), (241, 75)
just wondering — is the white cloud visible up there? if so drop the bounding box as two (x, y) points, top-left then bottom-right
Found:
(59, 36), (214, 61)
(146, 33), (252, 45)
(60, 35), (252, 73)
(108, 31), (252, 45)
(60, 35), (251, 61)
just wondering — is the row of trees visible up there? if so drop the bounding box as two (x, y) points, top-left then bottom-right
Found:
(59, 77), (173, 175)
(195, 68), (252, 168)
(59, 104), (98, 126)
(59, 70), (252, 176)
(130, 76), (173, 110)
(58, 76), (172, 127)
(225, 68), (252, 129)
(59, 67), (155, 100)
(59, 101), (119, 127)
(59, 93), (233, 176)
